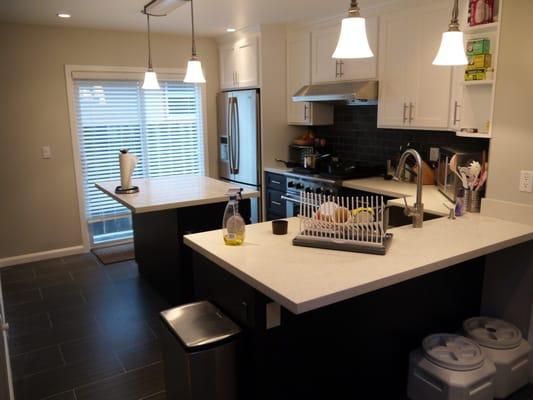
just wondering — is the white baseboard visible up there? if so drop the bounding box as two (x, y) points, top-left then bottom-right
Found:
(0, 245), (87, 268)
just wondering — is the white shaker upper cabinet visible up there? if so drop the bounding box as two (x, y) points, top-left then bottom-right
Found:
(236, 37), (260, 89)
(286, 32), (333, 126)
(311, 17), (378, 84)
(377, 11), (412, 128)
(219, 36), (260, 90)
(409, 5), (453, 129)
(378, 3), (452, 130)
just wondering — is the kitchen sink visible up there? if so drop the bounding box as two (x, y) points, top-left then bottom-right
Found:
(387, 205), (442, 228)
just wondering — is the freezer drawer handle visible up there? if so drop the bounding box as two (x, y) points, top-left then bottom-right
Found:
(270, 180), (281, 185)
(271, 201), (282, 206)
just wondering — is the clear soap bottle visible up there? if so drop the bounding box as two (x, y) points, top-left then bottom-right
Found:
(222, 189), (245, 246)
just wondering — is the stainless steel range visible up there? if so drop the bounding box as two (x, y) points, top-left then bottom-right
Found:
(282, 174), (342, 218)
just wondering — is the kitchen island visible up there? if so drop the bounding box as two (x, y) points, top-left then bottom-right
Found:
(96, 175), (259, 303)
(184, 215), (533, 398)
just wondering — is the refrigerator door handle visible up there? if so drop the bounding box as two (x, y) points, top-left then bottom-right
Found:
(227, 96), (234, 174)
(233, 97), (240, 174)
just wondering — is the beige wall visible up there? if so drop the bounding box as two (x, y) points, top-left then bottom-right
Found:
(0, 22), (219, 260)
(481, 0), (533, 224)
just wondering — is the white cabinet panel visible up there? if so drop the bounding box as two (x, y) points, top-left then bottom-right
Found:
(236, 37), (259, 88)
(378, 4), (452, 130)
(409, 5), (452, 129)
(311, 17), (378, 84)
(219, 44), (238, 90)
(219, 36), (260, 90)
(287, 32), (312, 124)
(377, 11), (412, 127)
(311, 25), (339, 83)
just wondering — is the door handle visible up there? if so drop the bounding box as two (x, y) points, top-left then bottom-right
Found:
(233, 97), (240, 174)
(403, 103), (409, 124)
(453, 101), (460, 125)
(271, 201), (282, 206)
(303, 103), (308, 121)
(339, 61), (344, 78)
(227, 97), (234, 174)
(409, 102), (414, 123)
(335, 60), (340, 78)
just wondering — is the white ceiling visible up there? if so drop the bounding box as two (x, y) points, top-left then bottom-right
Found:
(0, 0), (385, 37)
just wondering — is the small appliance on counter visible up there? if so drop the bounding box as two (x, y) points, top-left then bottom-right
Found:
(115, 149), (139, 194)
(408, 333), (496, 400)
(463, 317), (531, 399)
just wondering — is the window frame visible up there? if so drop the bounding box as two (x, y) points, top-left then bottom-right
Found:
(65, 65), (209, 250)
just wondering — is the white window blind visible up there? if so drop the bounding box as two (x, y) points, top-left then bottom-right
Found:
(74, 79), (204, 222)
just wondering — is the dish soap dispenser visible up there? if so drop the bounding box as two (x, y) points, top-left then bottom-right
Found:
(222, 188), (245, 246)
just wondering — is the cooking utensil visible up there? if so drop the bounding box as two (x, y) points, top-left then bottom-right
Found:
(303, 153), (331, 169)
(475, 170), (488, 191)
(449, 155), (468, 189)
(469, 161), (482, 188)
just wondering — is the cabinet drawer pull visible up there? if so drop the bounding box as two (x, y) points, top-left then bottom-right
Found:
(409, 102), (414, 123)
(335, 60), (340, 78)
(340, 61), (344, 78)
(403, 103), (409, 124)
(271, 201), (282, 206)
(304, 104), (308, 121)
(270, 180), (281, 185)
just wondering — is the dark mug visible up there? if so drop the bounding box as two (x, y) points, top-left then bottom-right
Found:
(272, 220), (288, 235)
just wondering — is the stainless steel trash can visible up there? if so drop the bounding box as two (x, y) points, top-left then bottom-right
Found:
(160, 301), (242, 400)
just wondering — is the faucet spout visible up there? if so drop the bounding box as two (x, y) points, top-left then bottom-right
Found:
(394, 148), (424, 228)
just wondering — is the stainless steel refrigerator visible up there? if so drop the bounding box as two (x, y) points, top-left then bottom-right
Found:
(217, 89), (261, 222)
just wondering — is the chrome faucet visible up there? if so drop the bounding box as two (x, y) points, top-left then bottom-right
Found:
(393, 148), (424, 228)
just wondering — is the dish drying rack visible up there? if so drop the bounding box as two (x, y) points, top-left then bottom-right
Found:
(293, 192), (393, 255)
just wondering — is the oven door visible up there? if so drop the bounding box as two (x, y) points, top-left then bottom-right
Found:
(282, 193), (301, 217)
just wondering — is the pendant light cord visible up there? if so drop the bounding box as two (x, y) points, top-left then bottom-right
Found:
(146, 13), (153, 70)
(190, 0), (197, 58)
(449, 0), (460, 31)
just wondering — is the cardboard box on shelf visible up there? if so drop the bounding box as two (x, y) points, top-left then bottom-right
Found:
(466, 38), (491, 55)
(465, 69), (487, 81)
(467, 54), (492, 70)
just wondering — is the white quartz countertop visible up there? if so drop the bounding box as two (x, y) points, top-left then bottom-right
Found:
(184, 215), (533, 314)
(343, 177), (452, 216)
(96, 175), (259, 214)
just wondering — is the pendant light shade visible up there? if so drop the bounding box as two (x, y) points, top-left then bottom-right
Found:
(143, 71), (160, 89)
(142, 13), (160, 90)
(184, 0), (206, 83)
(332, 0), (373, 59)
(184, 58), (206, 83)
(432, 0), (468, 66)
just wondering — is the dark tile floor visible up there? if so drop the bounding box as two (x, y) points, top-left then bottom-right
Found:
(1, 253), (170, 400)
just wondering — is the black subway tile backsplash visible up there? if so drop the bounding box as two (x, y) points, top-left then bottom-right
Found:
(313, 105), (489, 165)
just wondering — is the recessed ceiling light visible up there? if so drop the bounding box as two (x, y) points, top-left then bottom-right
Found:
(226, 28), (236, 33)
(57, 13), (71, 19)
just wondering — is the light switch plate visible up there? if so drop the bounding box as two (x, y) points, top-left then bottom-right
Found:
(429, 147), (440, 162)
(519, 170), (533, 193)
(41, 146), (52, 159)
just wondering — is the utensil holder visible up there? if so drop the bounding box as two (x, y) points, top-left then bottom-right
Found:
(465, 190), (481, 213)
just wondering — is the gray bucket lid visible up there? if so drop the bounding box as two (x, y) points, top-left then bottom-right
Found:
(161, 301), (241, 349)
(464, 317), (522, 350)
(423, 334), (485, 371)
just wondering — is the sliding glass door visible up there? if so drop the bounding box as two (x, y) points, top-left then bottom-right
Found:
(73, 78), (205, 246)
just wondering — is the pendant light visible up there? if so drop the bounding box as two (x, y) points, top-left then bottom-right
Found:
(332, 0), (373, 59)
(184, 0), (206, 83)
(142, 12), (160, 90)
(433, 0), (468, 65)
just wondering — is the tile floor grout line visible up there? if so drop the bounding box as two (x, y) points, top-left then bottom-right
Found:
(112, 350), (127, 373)
(38, 287), (44, 301)
(57, 344), (67, 365)
(67, 360), (163, 393)
(40, 388), (77, 400)
(138, 390), (165, 400)
(46, 311), (54, 328)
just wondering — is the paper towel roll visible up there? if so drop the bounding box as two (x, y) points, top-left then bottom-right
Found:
(119, 150), (138, 189)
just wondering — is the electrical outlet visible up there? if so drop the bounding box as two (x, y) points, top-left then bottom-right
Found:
(519, 170), (533, 193)
(41, 146), (52, 159)
(429, 147), (440, 162)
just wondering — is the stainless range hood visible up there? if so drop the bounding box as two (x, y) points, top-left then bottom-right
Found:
(292, 80), (378, 105)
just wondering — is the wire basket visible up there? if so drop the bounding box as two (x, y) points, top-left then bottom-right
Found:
(293, 192), (393, 255)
